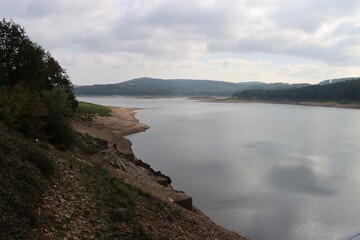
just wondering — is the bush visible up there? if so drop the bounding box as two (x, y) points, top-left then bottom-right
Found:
(0, 84), (47, 137)
(43, 87), (74, 148)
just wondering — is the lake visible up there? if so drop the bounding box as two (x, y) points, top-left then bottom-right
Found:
(78, 96), (360, 240)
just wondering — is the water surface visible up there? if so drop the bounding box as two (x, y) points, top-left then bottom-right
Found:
(79, 96), (360, 240)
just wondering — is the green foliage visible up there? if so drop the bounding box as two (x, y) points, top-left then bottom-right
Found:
(0, 19), (28, 86)
(0, 125), (54, 239)
(170, 207), (182, 218)
(42, 87), (74, 148)
(43, 52), (78, 110)
(233, 79), (360, 102)
(0, 19), (78, 146)
(74, 133), (104, 154)
(122, 181), (153, 200)
(0, 19), (46, 90)
(132, 224), (153, 240)
(78, 101), (112, 121)
(0, 84), (47, 136)
(43, 87), (73, 117)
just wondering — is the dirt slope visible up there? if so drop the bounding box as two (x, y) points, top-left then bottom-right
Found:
(0, 108), (248, 239)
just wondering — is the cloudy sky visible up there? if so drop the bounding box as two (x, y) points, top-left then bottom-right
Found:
(1, 0), (360, 85)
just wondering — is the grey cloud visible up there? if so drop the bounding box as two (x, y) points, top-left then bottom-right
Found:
(1, 0), (360, 84)
(23, 0), (55, 18)
(0, 0), (84, 19)
(144, 1), (232, 27)
(268, 0), (360, 32)
(208, 32), (355, 63)
(111, 0), (239, 44)
(0, 0), (25, 18)
(335, 22), (360, 37)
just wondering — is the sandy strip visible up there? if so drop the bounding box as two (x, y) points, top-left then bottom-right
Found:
(71, 106), (149, 154)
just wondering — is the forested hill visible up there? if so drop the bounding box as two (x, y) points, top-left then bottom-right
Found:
(74, 77), (309, 96)
(232, 78), (360, 102)
(319, 77), (360, 85)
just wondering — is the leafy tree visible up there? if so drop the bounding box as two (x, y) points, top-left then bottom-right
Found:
(0, 19), (27, 86)
(0, 84), (47, 136)
(43, 52), (78, 110)
(0, 19), (45, 89)
(0, 19), (78, 147)
(42, 87), (74, 147)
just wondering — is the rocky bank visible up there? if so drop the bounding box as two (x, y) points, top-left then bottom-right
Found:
(0, 107), (247, 239)
(70, 107), (247, 239)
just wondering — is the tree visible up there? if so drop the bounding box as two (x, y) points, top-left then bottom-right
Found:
(42, 87), (74, 147)
(0, 19), (78, 147)
(0, 19), (26, 86)
(0, 19), (45, 89)
(0, 84), (47, 136)
(43, 53), (78, 110)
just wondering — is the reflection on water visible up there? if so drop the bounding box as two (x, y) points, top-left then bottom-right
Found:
(269, 165), (336, 196)
(79, 97), (360, 240)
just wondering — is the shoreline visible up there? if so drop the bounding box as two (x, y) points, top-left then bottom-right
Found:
(78, 95), (360, 110)
(71, 106), (247, 239)
(193, 97), (360, 109)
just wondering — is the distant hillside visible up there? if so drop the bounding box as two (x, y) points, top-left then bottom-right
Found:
(74, 77), (309, 96)
(233, 78), (360, 102)
(319, 77), (360, 85)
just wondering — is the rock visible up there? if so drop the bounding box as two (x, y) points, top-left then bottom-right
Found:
(135, 159), (172, 184)
(174, 196), (193, 211)
(168, 192), (193, 211)
(155, 176), (169, 187)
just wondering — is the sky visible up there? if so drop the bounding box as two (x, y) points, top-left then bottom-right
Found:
(1, 0), (360, 85)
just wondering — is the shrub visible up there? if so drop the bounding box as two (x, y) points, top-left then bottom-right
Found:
(0, 84), (47, 137)
(42, 87), (74, 148)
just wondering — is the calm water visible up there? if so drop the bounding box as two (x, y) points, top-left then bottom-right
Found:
(79, 96), (360, 240)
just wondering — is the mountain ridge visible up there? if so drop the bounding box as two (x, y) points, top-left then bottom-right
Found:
(74, 77), (310, 96)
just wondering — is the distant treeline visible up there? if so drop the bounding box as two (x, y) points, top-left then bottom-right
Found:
(75, 77), (309, 96)
(233, 79), (360, 102)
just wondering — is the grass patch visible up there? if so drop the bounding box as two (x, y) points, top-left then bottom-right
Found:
(123, 181), (153, 200)
(0, 128), (53, 239)
(132, 224), (153, 240)
(87, 163), (137, 224)
(170, 207), (182, 218)
(74, 133), (106, 155)
(77, 101), (112, 120)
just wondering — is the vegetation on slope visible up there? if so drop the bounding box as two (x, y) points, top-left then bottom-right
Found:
(0, 19), (77, 148)
(0, 123), (166, 239)
(232, 79), (360, 102)
(78, 101), (112, 120)
(0, 120), (245, 239)
(0, 123), (54, 239)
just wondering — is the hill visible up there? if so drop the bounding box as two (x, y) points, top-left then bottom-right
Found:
(232, 78), (360, 102)
(74, 77), (309, 96)
(319, 77), (360, 85)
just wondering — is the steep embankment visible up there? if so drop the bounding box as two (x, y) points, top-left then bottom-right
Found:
(0, 107), (247, 239)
